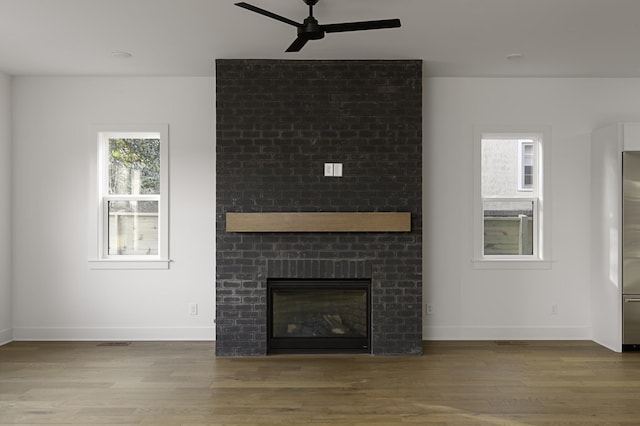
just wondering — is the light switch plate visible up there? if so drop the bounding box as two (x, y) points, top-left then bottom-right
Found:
(333, 163), (343, 177)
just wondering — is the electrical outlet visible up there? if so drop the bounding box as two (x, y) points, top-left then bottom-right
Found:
(426, 304), (433, 315)
(189, 303), (198, 315)
(324, 163), (334, 176)
(551, 304), (558, 315)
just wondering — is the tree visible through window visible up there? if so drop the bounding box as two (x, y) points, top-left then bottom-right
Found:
(109, 138), (160, 195)
(107, 137), (160, 256)
(89, 124), (168, 269)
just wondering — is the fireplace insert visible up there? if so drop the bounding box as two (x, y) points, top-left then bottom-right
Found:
(267, 279), (371, 354)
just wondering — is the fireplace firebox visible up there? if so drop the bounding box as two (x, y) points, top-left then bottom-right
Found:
(267, 279), (371, 354)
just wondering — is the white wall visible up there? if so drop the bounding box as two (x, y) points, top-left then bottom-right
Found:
(423, 78), (640, 341)
(590, 123), (624, 352)
(0, 72), (12, 345)
(12, 77), (216, 341)
(12, 75), (640, 344)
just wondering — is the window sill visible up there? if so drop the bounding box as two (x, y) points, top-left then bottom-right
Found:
(89, 259), (171, 270)
(472, 259), (553, 270)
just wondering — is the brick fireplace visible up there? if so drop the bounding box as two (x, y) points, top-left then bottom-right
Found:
(216, 59), (422, 356)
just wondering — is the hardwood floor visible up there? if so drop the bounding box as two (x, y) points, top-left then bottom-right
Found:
(1, 341), (640, 425)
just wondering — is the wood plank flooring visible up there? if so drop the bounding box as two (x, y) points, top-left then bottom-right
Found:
(1, 341), (640, 425)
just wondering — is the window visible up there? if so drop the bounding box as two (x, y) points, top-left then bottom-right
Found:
(89, 124), (169, 269)
(518, 140), (534, 191)
(473, 127), (550, 267)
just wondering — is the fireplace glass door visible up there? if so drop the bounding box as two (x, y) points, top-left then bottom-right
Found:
(268, 279), (371, 354)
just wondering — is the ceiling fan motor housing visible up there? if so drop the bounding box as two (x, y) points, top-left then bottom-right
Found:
(301, 17), (325, 40)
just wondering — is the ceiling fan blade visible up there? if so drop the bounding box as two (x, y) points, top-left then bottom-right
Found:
(235, 2), (301, 27)
(323, 18), (401, 33)
(285, 36), (309, 52)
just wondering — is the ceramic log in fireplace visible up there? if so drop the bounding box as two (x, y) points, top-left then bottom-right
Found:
(267, 279), (371, 354)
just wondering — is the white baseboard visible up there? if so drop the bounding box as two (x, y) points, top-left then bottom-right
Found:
(9, 325), (595, 345)
(0, 328), (13, 346)
(12, 326), (215, 341)
(423, 325), (591, 341)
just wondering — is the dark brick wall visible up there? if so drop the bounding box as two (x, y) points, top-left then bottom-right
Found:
(216, 59), (422, 356)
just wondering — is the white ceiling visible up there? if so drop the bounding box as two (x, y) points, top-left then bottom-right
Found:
(2, 0), (640, 77)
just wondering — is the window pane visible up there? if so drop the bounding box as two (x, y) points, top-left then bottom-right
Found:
(108, 200), (158, 256)
(483, 200), (534, 255)
(481, 139), (517, 197)
(521, 142), (534, 189)
(523, 144), (533, 165)
(523, 165), (533, 186)
(482, 138), (536, 196)
(109, 138), (160, 195)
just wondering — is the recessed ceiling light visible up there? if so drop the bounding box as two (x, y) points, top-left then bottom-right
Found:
(506, 53), (524, 60)
(111, 50), (133, 59)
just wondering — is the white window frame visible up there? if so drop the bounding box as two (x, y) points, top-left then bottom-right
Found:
(89, 124), (170, 270)
(473, 126), (551, 269)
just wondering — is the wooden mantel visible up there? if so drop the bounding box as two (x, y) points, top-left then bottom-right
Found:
(226, 212), (411, 233)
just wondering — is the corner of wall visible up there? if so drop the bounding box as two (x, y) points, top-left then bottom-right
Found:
(0, 71), (13, 345)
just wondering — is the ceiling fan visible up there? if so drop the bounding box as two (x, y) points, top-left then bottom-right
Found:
(235, 0), (401, 52)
